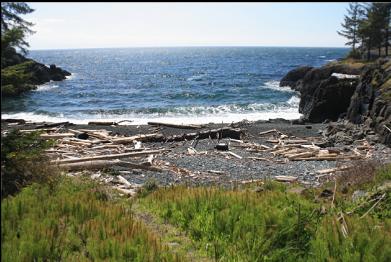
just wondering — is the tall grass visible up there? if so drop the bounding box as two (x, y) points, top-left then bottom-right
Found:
(1, 177), (181, 261)
(141, 170), (391, 261)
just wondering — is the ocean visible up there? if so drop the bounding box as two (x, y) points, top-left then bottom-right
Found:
(1, 47), (348, 125)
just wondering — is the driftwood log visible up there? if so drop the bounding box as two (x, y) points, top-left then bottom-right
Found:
(51, 149), (170, 164)
(147, 121), (204, 129)
(40, 133), (75, 139)
(111, 127), (244, 143)
(35, 121), (71, 129)
(165, 127), (244, 142)
(58, 159), (164, 171)
(88, 121), (118, 126)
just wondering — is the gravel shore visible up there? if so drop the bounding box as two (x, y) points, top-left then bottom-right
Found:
(2, 118), (391, 188)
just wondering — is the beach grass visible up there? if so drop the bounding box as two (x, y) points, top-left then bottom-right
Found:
(139, 165), (391, 261)
(1, 177), (181, 261)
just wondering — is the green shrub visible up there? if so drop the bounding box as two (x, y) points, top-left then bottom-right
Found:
(1, 61), (36, 96)
(1, 130), (56, 198)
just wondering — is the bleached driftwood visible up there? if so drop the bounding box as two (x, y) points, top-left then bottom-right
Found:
(267, 139), (308, 144)
(52, 149), (170, 164)
(58, 159), (164, 171)
(316, 166), (353, 174)
(112, 134), (164, 144)
(40, 133), (75, 139)
(275, 176), (298, 182)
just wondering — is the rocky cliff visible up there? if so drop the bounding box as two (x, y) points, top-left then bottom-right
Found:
(281, 59), (391, 145)
(1, 48), (71, 96)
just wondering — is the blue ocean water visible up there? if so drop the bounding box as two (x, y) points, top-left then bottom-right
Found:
(2, 47), (348, 124)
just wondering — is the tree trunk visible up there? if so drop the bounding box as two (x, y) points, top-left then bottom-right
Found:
(386, 28), (389, 56)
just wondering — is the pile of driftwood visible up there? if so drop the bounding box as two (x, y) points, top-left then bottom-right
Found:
(22, 123), (243, 174)
(17, 121), (376, 187)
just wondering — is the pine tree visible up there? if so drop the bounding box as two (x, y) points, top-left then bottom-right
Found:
(1, 2), (34, 55)
(337, 3), (362, 52)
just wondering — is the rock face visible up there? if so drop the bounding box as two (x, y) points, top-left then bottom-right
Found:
(1, 58), (71, 96)
(279, 66), (313, 90)
(282, 64), (361, 122)
(1, 47), (71, 96)
(281, 59), (390, 146)
(27, 61), (71, 84)
(346, 59), (391, 145)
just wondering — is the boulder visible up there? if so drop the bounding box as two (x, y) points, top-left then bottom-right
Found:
(279, 66), (313, 90)
(24, 60), (71, 84)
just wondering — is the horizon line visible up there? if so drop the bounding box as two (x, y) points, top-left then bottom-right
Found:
(29, 45), (348, 51)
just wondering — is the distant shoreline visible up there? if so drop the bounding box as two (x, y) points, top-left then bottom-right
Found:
(29, 46), (350, 52)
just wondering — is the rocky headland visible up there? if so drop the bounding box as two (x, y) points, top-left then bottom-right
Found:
(1, 48), (71, 96)
(281, 58), (391, 146)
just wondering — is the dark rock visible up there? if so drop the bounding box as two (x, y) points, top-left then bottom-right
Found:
(76, 133), (89, 140)
(320, 189), (333, 198)
(280, 66), (313, 90)
(298, 74), (358, 122)
(215, 143), (229, 151)
(281, 58), (390, 146)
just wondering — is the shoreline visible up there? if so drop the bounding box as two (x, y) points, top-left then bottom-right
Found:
(3, 118), (390, 189)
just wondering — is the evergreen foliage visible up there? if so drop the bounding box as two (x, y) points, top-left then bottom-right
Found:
(339, 2), (391, 59)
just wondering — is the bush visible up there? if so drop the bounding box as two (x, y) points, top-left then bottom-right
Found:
(1, 130), (56, 198)
(1, 61), (36, 96)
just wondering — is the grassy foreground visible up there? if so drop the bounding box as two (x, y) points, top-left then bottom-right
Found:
(2, 132), (390, 261)
(139, 165), (391, 261)
(1, 177), (180, 261)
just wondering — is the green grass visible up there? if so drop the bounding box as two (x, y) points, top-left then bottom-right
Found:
(139, 166), (391, 261)
(1, 177), (181, 261)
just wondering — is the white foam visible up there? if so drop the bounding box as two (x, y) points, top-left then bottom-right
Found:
(2, 109), (302, 126)
(35, 83), (59, 91)
(287, 95), (300, 106)
(65, 73), (75, 80)
(186, 74), (204, 81)
(263, 80), (294, 93)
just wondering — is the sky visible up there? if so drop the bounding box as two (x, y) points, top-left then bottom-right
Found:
(25, 2), (350, 50)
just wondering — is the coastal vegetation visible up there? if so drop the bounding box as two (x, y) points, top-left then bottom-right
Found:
(1, 2), (391, 261)
(1, 130), (55, 198)
(338, 3), (391, 59)
(1, 2), (70, 96)
(138, 165), (391, 261)
(1, 177), (181, 261)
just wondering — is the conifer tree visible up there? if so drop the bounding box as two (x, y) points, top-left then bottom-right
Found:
(337, 3), (362, 52)
(1, 2), (34, 55)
